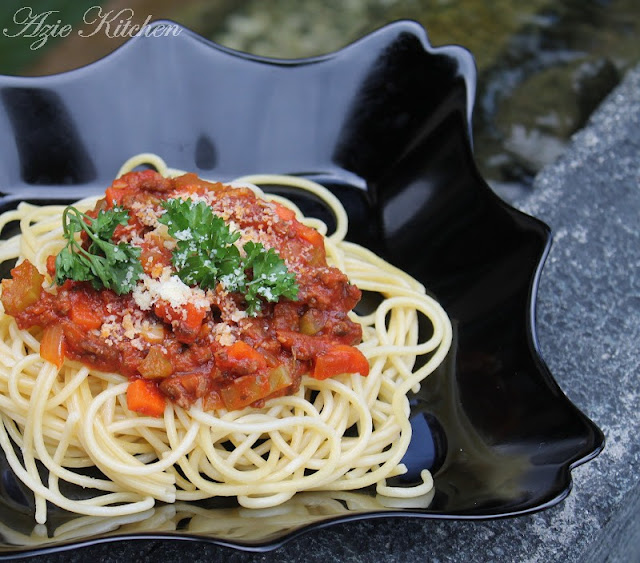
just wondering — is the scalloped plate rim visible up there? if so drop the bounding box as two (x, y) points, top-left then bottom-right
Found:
(0, 19), (605, 555)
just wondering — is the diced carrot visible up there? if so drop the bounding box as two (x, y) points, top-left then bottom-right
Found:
(227, 341), (267, 367)
(172, 173), (223, 194)
(274, 203), (296, 221)
(138, 346), (173, 379)
(0, 260), (44, 316)
(312, 345), (370, 380)
(69, 292), (103, 330)
(40, 324), (66, 368)
(217, 340), (268, 373)
(126, 379), (166, 417)
(294, 223), (324, 248)
(111, 178), (129, 190)
(154, 301), (206, 332)
(184, 303), (208, 330)
(105, 185), (126, 208)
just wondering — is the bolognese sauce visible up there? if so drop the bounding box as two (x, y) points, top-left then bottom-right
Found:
(1, 170), (368, 415)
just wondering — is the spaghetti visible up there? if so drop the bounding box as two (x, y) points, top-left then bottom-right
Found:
(0, 154), (452, 523)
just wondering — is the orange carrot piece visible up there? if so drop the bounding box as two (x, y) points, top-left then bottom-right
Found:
(126, 379), (166, 417)
(105, 178), (129, 207)
(295, 223), (324, 248)
(226, 341), (267, 367)
(69, 293), (103, 330)
(154, 301), (206, 332)
(312, 345), (370, 380)
(274, 204), (296, 221)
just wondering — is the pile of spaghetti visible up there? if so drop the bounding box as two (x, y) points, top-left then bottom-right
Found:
(0, 154), (451, 524)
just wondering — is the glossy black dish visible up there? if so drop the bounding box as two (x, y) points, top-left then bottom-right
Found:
(0, 20), (604, 556)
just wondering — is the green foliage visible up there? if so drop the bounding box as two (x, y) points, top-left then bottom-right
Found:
(54, 205), (143, 294)
(159, 198), (298, 315)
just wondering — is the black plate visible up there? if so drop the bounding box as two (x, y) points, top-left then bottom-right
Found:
(0, 20), (603, 556)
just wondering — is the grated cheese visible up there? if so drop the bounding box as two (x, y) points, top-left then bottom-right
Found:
(130, 200), (161, 228)
(133, 267), (210, 312)
(212, 322), (236, 346)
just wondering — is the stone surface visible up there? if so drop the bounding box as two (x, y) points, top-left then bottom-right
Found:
(9, 51), (640, 563)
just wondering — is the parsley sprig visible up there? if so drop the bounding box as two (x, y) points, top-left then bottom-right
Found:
(54, 205), (143, 294)
(159, 198), (298, 315)
(242, 241), (299, 315)
(158, 198), (243, 289)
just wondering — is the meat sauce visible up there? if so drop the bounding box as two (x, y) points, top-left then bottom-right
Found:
(2, 170), (368, 414)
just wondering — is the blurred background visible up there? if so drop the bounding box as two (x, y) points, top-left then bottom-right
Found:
(1, 0), (638, 202)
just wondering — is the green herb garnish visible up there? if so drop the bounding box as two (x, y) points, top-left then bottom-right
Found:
(242, 241), (299, 315)
(55, 205), (143, 294)
(158, 198), (243, 289)
(159, 198), (299, 315)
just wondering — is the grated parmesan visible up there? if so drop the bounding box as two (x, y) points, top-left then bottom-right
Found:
(132, 267), (210, 312)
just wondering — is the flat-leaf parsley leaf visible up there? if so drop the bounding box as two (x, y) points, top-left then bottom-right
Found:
(158, 198), (243, 289)
(54, 205), (143, 294)
(242, 241), (298, 315)
(159, 198), (299, 314)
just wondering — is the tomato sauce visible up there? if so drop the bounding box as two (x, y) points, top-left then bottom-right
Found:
(3, 171), (368, 414)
